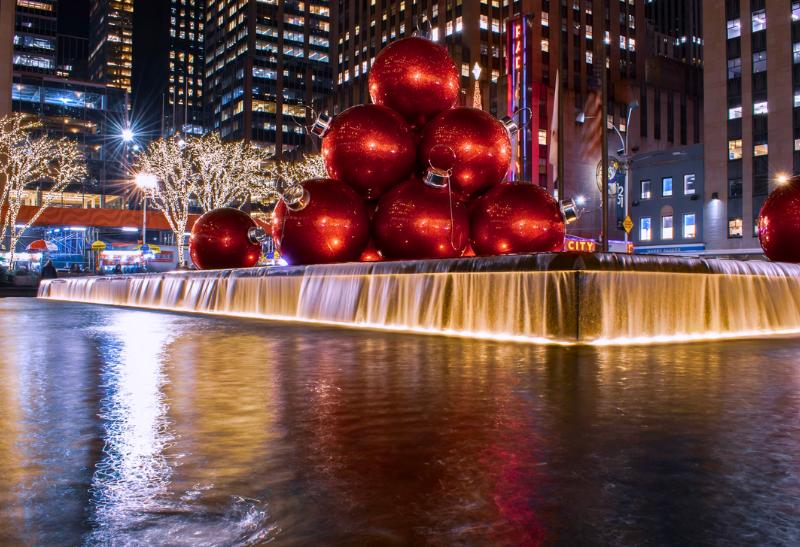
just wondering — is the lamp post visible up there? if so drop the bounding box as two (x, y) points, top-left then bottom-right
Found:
(134, 173), (158, 257)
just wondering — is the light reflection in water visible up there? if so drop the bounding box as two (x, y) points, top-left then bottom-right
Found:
(0, 299), (799, 545)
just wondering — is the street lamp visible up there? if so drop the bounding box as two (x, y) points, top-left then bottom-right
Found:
(135, 173), (157, 257)
(576, 100), (639, 246)
(121, 128), (135, 143)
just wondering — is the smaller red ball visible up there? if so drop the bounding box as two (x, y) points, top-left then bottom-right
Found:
(758, 176), (800, 262)
(373, 177), (469, 260)
(368, 36), (460, 128)
(360, 240), (383, 262)
(470, 182), (565, 256)
(322, 104), (417, 200)
(419, 107), (512, 199)
(272, 178), (370, 265)
(190, 208), (262, 270)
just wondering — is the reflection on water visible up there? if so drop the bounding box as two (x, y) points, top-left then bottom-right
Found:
(1, 299), (799, 545)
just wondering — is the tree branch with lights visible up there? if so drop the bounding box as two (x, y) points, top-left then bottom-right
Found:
(191, 133), (266, 212)
(134, 136), (198, 267)
(255, 154), (327, 204)
(0, 114), (87, 264)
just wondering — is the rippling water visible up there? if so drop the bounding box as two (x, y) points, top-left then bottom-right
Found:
(1, 299), (799, 546)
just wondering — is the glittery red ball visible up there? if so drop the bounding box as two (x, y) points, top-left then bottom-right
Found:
(470, 182), (565, 256)
(322, 104), (417, 200)
(189, 208), (262, 270)
(368, 36), (460, 128)
(419, 107), (512, 200)
(359, 239), (383, 262)
(758, 177), (800, 262)
(372, 177), (469, 260)
(272, 178), (370, 265)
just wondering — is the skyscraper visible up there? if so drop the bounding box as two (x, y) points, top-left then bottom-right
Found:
(88, 0), (133, 92)
(12, 0), (58, 74)
(703, 0), (796, 254)
(204, 0), (332, 156)
(132, 0), (205, 139)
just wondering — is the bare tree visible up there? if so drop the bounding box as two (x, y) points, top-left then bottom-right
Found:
(134, 136), (197, 267)
(0, 114), (86, 263)
(191, 133), (266, 212)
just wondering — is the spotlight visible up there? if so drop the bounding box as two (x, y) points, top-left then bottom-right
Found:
(575, 195), (587, 206)
(121, 128), (134, 142)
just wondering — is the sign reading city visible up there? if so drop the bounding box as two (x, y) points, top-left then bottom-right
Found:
(565, 238), (598, 253)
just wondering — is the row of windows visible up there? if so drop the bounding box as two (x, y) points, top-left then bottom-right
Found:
(639, 174), (696, 200)
(639, 213), (697, 242)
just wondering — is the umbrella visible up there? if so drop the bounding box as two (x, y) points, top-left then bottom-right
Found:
(135, 244), (162, 255)
(26, 240), (58, 252)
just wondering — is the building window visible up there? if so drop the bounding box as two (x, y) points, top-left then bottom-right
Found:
(728, 106), (742, 119)
(794, 43), (800, 64)
(662, 177), (673, 197)
(640, 217), (652, 241)
(752, 51), (767, 73)
(795, 93), (800, 108)
(729, 139), (743, 160)
(728, 178), (743, 198)
(662, 215), (674, 240)
(641, 179), (652, 199)
(794, 2), (800, 21)
(753, 101), (768, 115)
(683, 213), (697, 239)
(752, 9), (766, 32)
(754, 143), (768, 156)
(684, 174), (696, 195)
(727, 18), (741, 39)
(727, 57), (742, 79)
(728, 218), (744, 238)
(795, 138), (800, 151)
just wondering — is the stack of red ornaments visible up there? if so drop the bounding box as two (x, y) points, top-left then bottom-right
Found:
(266, 34), (569, 266)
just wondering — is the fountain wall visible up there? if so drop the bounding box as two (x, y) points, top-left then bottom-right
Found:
(38, 253), (800, 345)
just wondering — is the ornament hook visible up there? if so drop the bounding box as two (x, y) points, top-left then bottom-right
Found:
(247, 226), (268, 244)
(283, 184), (310, 212)
(310, 111), (332, 138)
(501, 107), (533, 137)
(424, 144), (456, 188)
(560, 198), (580, 224)
(412, 15), (433, 40)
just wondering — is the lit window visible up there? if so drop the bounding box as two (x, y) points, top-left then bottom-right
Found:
(729, 139), (743, 160)
(538, 129), (547, 145)
(753, 101), (768, 115)
(640, 217), (652, 241)
(661, 215), (674, 240)
(794, 2), (800, 21)
(795, 93), (800, 108)
(795, 138), (800, 151)
(684, 174), (696, 195)
(752, 9), (766, 32)
(728, 218), (743, 238)
(727, 57), (741, 79)
(754, 143), (768, 156)
(728, 106), (742, 119)
(794, 43), (800, 64)
(727, 18), (741, 39)
(641, 179), (651, 199)
(752, 51), (767, 73)
(683, 214), (697, 239)
(662, 177), (673, 197)
(541, 38), (549, 52)
(586, 51), (593, 64)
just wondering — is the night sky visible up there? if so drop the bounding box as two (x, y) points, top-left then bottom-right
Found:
(58, 0), (90, 37)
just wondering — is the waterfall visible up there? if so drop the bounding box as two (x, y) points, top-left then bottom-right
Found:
(38, 253), (800, 345)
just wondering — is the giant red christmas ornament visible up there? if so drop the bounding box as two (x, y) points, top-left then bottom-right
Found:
(372, 168), (469, 260)
(419, 107), (514, 199)
(758, 176), (800, 262)
(272, 178), (370, 265)
(190, 207), (265, 270)
(368, 36), (460, 128)
(470, 182), (567, 256)
(318, 104), (417, 200)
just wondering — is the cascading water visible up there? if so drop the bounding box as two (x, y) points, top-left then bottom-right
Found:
(38, 253), (800, 345)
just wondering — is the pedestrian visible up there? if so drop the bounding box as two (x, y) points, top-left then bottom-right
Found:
(41, 259), (57, 279)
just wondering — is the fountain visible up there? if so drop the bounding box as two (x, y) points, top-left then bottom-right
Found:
(38, 253), (800, 345)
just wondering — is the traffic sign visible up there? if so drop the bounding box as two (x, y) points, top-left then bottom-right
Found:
(622, 216), (634, 234)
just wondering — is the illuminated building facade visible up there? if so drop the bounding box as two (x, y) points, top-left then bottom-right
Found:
(13, 0), (58, 73)
(88, 0), (133, 92)
(204, 0), (333, 156)
(11, 73), (129, 205)
(133, 0), (205, 139)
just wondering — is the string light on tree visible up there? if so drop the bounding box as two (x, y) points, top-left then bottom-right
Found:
(191, 133), (265, 212)
(0, 114), (87, 263)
